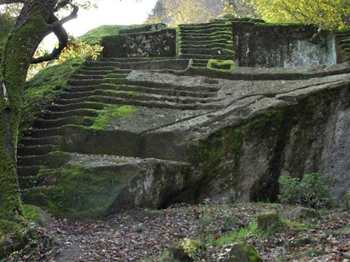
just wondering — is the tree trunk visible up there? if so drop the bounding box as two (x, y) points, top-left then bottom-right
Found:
(0, 0), (56, 227)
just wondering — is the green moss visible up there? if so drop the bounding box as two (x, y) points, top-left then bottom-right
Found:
(242, 242), (263, 262)
(22, 204), (53, 227)
(0, 14), (14, 57)
(20, 59), (84, 139)
(169, 238), (206, 261)
(91, 105), (139, 130)
(244, 109), (287, 202)
(213, 221), (258, 246)
(0, 220), (27, 258)
(33, 164), (125, 220)
(0, 147), (23, 220)
(243, 109), (284, 136)
(81, 24), (148, 45)
(207, 59), (236, 71)
(188, 126), (244, 189)
(256, 210), (283, 234)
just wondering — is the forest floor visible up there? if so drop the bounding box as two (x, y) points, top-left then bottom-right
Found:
(4, 202), (350, 262)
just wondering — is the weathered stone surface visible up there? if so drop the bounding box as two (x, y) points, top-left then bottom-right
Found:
(289, 207), (319, 221)
(22, 153), (191, 219)
(232, 23), (336, 67)
(18, 21), (350, 218)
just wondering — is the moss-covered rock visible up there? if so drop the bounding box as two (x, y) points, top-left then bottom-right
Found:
(0, 220), (27, 259)
(289, 207), (319, 221)
(219, 242), (262, 262)
(207, 59), (235, 71)
(256, 210), (283, 234)
(23, 204), (53, 227)
(169, 238), (206, 262)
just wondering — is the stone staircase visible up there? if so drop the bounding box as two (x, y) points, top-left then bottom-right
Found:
(178, 22), (235, 67)
(335, 30), (350, 62)
(16, 59), (225, 212)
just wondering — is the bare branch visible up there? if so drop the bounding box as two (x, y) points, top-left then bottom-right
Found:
(51, 3), (78, 28)
(31, 3), (78, 64)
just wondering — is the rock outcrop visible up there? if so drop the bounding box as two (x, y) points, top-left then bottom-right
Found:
(17, 19), (350, 219)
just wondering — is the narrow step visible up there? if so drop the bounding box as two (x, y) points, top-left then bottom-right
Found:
(179, 27), (232, 34)
(77, 69), (111, 75)
(179, 30), (232, 37)
(47, 98), (222, 114)
(181, 39), (233, 46)
(68, 79), (103, 86)
(19, 171), (60, 190)
(181, 42), (233, 49)
(181, 53), (234, 60)
(68, 78), (126, 86)
(192, 59), (209, 67)
(71, 74), (106, 80)
(41, 108), (98, 120)
(181, 47), (234, 55)
(17, 166), (40, 177)
(179, 22), (228, 29)
(18, 136), (63, 147)
(106, 84), (218, 98)
(54, 92), (220, 106)
(85, 61), (122, 67)
(180, 34), (232, 42)
(17, 144), (55, 156)
(80, 66), (116, 71)
(125, 81), (220, 93)
(33, 116), (94, 129)
(68, 82), (219, 94)
(47, 102), (104, 112)
(17, 153), (67, 167)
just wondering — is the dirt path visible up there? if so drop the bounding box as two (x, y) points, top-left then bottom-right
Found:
(5, 203), (350, 262)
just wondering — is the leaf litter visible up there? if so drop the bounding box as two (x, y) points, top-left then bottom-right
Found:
(4, 203), (350, 262)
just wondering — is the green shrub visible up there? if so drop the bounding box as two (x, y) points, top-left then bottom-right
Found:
(277, 174), (299, 205)
(278, 173), (333, 208)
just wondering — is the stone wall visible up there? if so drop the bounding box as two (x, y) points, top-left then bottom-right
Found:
(232, 22), (336, 67)
(102, 28), (176, 58)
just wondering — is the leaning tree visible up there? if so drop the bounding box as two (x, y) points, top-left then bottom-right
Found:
(0, 0), (87, 254)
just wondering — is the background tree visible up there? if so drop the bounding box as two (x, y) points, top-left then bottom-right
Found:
(222, 0), (256, 18)
(146, 0), (225, 26)
(248, 0), (350, 29)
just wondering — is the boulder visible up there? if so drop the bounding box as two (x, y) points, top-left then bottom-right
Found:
(289, 207), (319, 221)
(218, 242), (262, 262)
(256, 210), (283, 233)
(169, 238), (206, 262)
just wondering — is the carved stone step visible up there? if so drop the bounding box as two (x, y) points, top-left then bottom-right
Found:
(55, 91), (220, 106)
(18, 136), (63, 147)
(17, 144), (55, 156)
(179, 53), (233, 60)
(47, 102), (104, 112)
(33, 116), (94, 129)
(181, 47), (234, 55)
(17, 166), (40, 177)
(41, 108), (98, 120)
(61, 85), (217, 99)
